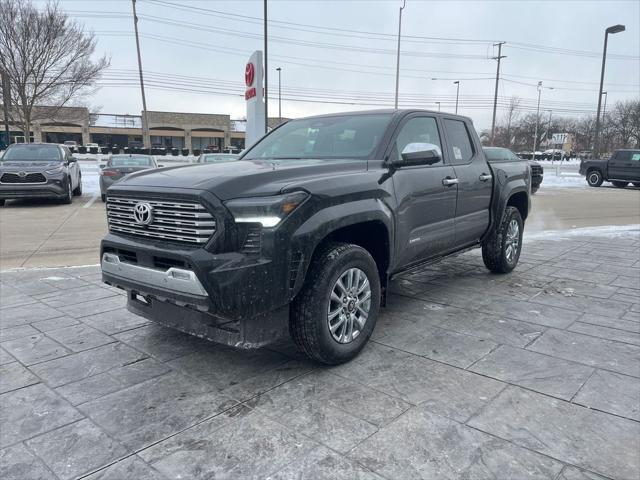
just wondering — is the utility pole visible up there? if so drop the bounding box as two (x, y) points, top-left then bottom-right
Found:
(264, 0), (268, 133)
(394, 0), (406, 109)
(435, 102), (441, 112)
(276, 67), (282, 124)
(1, 69), (10, 146)
(453, 81), (460, 114)
(131, 0), (150, 149)
(490, 42), (506, 146)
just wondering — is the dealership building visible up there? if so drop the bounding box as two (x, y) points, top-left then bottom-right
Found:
(0, 105), (289, 151)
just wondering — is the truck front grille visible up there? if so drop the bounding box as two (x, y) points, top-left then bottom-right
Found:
(106, 196), (216, 244)
(1, 172), (47, 184)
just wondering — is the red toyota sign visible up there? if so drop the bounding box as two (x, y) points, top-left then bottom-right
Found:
(245, 62), (255, 87)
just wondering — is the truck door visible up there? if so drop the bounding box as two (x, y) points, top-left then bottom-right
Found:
(442, 118), (493, 247)
(609, 150), (640, 182)
(389, 115), (457, 269)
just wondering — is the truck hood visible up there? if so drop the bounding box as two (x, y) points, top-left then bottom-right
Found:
(113, 159), (369, 200)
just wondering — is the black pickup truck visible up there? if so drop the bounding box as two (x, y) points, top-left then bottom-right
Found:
(101, 110), (531, 364)
(580, 149), (640, 188)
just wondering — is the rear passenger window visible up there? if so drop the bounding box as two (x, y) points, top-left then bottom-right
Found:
(444, 119), (474, 165)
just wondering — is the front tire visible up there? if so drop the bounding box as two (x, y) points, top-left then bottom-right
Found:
(632, 182), (640, 188)
(482, 206), (523, 274)
(611, 181), (628, 188)
(290, 242), (380, 365)
(73, 174), (83, 196)
(62, 179), (73, 204)
(587, 170), (603, 187)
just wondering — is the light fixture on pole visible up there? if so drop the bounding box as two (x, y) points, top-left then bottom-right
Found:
(435, 102), (441, 112)
(593, 24), (624, 159)
(394, 0), (406, 109)
(453, 81), (460, 114)
(276, 67), (282, 124)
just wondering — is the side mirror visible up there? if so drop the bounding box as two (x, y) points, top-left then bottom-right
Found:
(394, 143), (442, 167)
(157, 164), (164, 168)
(68, 156), (77, 163)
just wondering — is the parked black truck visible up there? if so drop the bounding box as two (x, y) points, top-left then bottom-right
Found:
(101, 110), (531, 364)
(580, 149), (640, 188)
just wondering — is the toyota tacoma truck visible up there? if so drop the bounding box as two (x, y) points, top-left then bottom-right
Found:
(579, 149), (640, 188)
(101, 109), (531, 364)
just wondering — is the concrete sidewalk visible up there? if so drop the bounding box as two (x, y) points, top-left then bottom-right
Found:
(1, 231), (639, 479)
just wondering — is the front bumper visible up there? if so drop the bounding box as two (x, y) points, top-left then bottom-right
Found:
(0, 179), (67, 199)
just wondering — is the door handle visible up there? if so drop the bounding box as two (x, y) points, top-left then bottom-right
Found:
(442, 177), (459, 186)
(479, 173), (492, 182)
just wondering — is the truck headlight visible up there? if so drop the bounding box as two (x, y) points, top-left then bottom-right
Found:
(225, 191), (308, 228)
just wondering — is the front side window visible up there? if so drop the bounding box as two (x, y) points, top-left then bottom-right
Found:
(393, 117), (442, 165)
(244, 114), (392, 160)
(444, 119), (474, 165)
(2, 145), (63, 161)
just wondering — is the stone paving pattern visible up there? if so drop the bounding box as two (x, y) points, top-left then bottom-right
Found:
(1, 232), (639, 479)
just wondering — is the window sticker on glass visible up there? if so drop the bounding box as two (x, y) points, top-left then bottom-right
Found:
(453, 146), (463, 161)
(631, 153), (640, 161)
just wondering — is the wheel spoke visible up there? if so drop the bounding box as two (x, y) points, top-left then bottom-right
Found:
(330, 315), (346, 333)
(330, 290), (342, 303)
(336, 278), (348, 296)
(327, 267), (372, 344)
(328, 307), (342, 321)
(359, 291), (371, 304)
(357, 276), (369, 294)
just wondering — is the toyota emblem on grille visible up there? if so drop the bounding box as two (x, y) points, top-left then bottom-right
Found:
(133, 202), (153, 225)
(18, 171), (27, 178)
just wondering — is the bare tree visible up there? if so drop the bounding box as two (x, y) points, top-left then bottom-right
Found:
(0, 0), (108, 142)
(502, 96), (520, 147)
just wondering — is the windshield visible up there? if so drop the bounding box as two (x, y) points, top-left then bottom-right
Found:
(244, 114), (392, 160)
(2, 144), (63, 162)
(109, 156), (153, 167)
(202, 154), (238, 163)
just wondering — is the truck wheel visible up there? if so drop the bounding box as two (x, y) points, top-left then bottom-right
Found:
(0, 199), (5, 207)
(611, 181), (628, 188)
(587, 170), (603, 187)
(290, 242), (380, 365)
(633, 183), (640, 187)
(531, 186), (539, 195)
(482, 206), (523, 274)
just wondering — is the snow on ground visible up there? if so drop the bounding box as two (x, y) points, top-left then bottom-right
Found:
(537, 173), (587, 190)
(524, 224), (640, 241)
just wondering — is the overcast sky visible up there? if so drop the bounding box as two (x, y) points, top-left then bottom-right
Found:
(37, 0), (640, 129)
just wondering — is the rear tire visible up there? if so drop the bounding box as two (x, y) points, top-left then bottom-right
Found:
(482, 206), (523, 274)
(611, 181), (628, 188)
(633, 182), (640, 188)
(587, 170), (603, 187)
(290, 242), (380, 365)
(0, 199), (5, 207)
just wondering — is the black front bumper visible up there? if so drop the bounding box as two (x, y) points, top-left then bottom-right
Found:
(0, 181), (67, 199)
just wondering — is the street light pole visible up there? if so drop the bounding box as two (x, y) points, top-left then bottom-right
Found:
(453, 81), (460, 114)
(394, 0), (406, 109)
(593, 24), (625, 159)
(276, 67), (282, 124)
(601, 91), (608, 124)
(263, 0), (269, 133)
(131, 0), (150, 149)
(532, 81), (543, 159)
(435, 102), (441, 112)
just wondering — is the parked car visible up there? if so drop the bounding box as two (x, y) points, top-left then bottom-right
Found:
(579, 149), (640, 188)
(99, 154), (159, 202)
(63, 140), (78, 148)
(0, 143), (82, 206)
(196, 153), (239, 164)
(100, 109), (531, 364)
(483, 147), (543, 194)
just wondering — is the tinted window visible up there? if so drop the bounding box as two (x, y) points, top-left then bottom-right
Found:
(616, 151), (640, 162)
(245, 114), (392, 160)
(2, 144), (62, 161)
(109, 156), (153, 167)
(444, 119), (474, 164)
(483, 147), (520, 162)
(392, 117), (442, 165)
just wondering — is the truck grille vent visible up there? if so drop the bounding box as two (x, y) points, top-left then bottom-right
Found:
(241, 226), (262, 254)
(1, 172), (47, 184)
(106, 196), (215, 245)
(103, 246), (137, 264)
(530, 164), (543, 175)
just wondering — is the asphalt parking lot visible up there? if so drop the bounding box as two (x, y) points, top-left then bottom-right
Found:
(1, 228), (639, 479)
